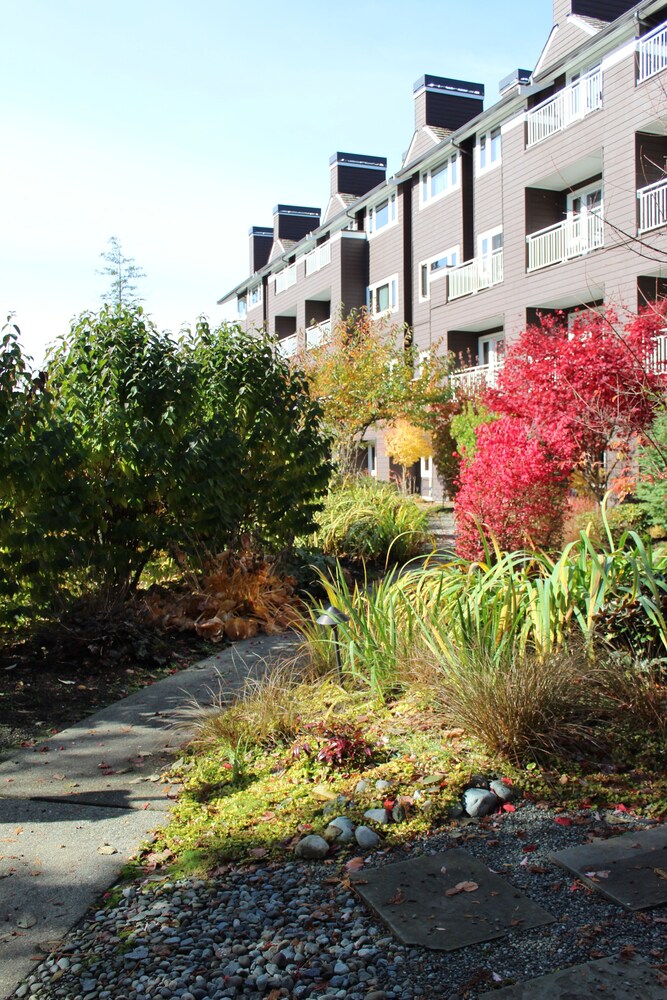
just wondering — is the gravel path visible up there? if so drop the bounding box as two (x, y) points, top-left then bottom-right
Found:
(13, 805), (667, 1000)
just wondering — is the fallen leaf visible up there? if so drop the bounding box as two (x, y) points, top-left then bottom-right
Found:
(387, 888), (405, 905)
(445, 880), (478, 896)
(345, 857), (365, 873)
(619, 943), (636, 961)
(16, 913), (37, 928)
(97, 845), (117, 855)
(522, 844), (538, 853)
(502, 804), (516, 813)
(554, 816), (572, 827)
(584, 870), (610, 879)
(654, 867), (667, 880)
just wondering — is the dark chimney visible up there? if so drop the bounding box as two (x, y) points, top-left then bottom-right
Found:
(413, 75), (484, 132)
(248, 226), (273, 274)
(554, 0), (637, 25)
(272, 205), (321, 244)
(329, 152), (387, 198)
(499, 68), (532, 96)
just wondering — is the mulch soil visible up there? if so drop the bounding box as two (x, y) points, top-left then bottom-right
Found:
(0, 607), (217, 758)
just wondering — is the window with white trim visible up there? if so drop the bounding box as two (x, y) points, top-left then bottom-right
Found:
(477, 226), (503, 259)
(420, 153), (459, 207)
(419, 246), (459, 301)
(238, 296), (247, 318)
(477, 127), (502, 174)
(367, 274), (398, 315)
(367, 191), (398, 236)
(248, 283), (262, 310)
(478, 332), (504, 367)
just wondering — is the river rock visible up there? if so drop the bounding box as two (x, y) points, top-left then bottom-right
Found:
(490, 778), (517, 802)
(355, 825), (380, 849)
(295, 835), (330, 859)
(462, 787), (498, 817)
(375, 779), (392, 792)
(329, 816), (355, 841)
(363, 808), (390, 825)
(468, 774), (490, 790)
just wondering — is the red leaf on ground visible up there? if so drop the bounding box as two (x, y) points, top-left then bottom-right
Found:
(383, 798), (396, 810)
(522, 844), (538, 853)
(614, 804), (629, 813)
(502, 804), (516, 813)
(501, 777), (513, 786)
(554, 816), (572, 827)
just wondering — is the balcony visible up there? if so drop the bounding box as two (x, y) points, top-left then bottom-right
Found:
(304, 243), (331, 277)
(526, 68), (602, 148)
(638, 21), (667, 83)
(275, 263), (297, 294)
(305, 319), (331, 350)
(527, 212), (604, 272)
(650, 333), (667, 375)
(277, 333), (298, 358)
(638, 177), (667, 233)
(447, 250), (503, 302)
(450, 361), (503, 391)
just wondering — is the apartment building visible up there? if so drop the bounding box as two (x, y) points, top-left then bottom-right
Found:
(218, 0), (667, 499)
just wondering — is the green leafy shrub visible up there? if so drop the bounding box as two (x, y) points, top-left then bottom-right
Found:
(312, 477), (431, 562)
(636, 409), (667, 531)
(0, 310), (331, 618)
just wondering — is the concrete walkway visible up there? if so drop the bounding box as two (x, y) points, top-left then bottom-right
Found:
(0, 634), (298, 999)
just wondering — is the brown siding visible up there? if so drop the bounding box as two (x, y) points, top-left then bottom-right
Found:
(340, 237), (369, 315)
(525, 188), (566, 235)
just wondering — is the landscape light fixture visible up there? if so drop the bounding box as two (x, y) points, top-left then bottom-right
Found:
(316, 604), (350, 685)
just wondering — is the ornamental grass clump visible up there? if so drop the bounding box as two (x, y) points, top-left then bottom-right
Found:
(312, 477), (431, 562)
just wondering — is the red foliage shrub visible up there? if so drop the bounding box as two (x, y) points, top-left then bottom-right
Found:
(454, 417), (570, 560)
(485, 307), (665, 498)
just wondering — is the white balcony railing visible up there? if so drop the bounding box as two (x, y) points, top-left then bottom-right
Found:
(275, 263), (297, 294)
(638, 21), (667, 83)
(638, 177), (667, 233)
(447, 250), (503, 302)
(304, 242), (331, 277)
(526, 211), (604, 272)
(450, 361), (504, 391)
(276, 333), (298, 358)
(526, 67), (602, 148)
(650, 333), (667, 375)
(305, 319), (331, 350)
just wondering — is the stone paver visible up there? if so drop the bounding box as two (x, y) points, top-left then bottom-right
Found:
(479, 954), (665, 998)
(0, 634), (298, 998)
(550, 825), (667, 910)
(351, 849), (555, 951)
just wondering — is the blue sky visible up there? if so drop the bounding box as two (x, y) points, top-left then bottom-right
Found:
(1, 0), (553, 362)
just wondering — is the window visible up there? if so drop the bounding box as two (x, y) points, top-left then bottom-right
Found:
(419, 246), (459, 300)
(477, 226), (503, 259)
(420, 153), (459, 207)
(238, 296), (247, 318)
(367, 191), (398, 236)
(478, 333), (504, 367)
(367, 275), (399, 315)
(367, 442), (377, 477)
(477, 127), (502, 173)
(567, 182), (602, 220)
(248, 283), (262, 310)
